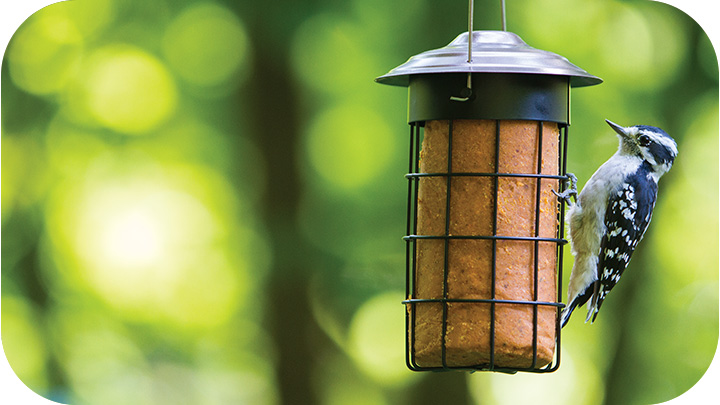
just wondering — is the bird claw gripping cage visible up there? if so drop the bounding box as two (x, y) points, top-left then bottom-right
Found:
(376, 29), (601, 373)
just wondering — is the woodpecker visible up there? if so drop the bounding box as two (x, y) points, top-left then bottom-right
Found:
(555, 119), (678, 327)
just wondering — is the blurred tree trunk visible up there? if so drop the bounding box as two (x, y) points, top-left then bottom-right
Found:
(243, 3), (322, 404)
(248, 41), (320, 405)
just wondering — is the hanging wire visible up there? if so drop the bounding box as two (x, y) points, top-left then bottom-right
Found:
(467, 0), (474, 63)
(501, 0), (507, 31)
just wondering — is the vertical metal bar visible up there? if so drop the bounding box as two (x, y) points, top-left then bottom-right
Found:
(405, 125), (412, 368)
(441, 120), (454, 368)
(545, 123), (569, 373)
(490, 120), (501, 370)
(411, 124), (422, 369)
(555, 123), (570, 371)
(530, 121), (543, 369)
(405, 125), (414, 303)
(406, 123), (416, 370)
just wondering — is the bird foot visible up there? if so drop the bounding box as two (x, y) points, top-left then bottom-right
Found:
(552, 173), (578, 206)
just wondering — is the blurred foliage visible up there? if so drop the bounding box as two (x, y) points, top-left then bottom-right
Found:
(1, 0), (717, 404)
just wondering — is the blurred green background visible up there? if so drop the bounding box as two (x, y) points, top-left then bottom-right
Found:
(1, 0), (717, 404)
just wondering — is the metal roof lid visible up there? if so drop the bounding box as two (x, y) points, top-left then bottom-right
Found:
(376, 30), (602, 88)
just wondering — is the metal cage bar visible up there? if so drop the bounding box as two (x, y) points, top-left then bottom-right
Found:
(490, 120), (500, 370)
(403, 120), (570, 373)
(406, 123), (422, 371)
(440, 120), (454, 368)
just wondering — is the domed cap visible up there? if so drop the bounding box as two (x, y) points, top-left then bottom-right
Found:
(376, 31), (602, 88)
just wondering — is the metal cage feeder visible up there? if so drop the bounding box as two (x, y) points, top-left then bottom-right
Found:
(376, 28), (601, 373)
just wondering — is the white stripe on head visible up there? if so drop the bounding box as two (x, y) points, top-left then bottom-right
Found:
(637, 127), (678, 157)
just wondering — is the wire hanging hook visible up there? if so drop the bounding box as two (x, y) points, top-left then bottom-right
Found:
(450, 0), (508, 102)
(450, 0), (475, 102)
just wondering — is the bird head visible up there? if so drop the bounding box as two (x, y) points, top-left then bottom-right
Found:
(606, 119), (678, 177)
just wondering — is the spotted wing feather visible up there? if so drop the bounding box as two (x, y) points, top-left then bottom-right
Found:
(588, 165), (658, 322)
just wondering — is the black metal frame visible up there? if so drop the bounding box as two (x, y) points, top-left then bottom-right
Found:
(403, 120), (570, 373)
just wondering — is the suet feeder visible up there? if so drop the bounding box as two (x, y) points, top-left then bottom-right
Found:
(376, 2), (601, 373)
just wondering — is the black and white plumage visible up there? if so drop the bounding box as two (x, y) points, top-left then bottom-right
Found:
(557, 119), (678, 327)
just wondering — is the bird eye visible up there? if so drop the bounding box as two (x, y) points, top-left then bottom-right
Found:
(638, 134), (651, 147)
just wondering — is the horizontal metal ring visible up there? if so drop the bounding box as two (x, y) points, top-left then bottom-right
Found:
(403, 234), (567, 244)
(405, 172), (568, 180)
(402, 297), (566, 308)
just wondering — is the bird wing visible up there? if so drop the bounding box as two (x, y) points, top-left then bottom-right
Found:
(588, 171), (657, 323)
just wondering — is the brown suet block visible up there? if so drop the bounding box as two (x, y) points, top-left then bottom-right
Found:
(410, 119), (559, 369)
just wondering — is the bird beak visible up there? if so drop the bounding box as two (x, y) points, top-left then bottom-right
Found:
(606, 119), (630, 138)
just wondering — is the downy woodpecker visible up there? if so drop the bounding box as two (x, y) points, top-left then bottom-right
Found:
(555, 119), (678, 327)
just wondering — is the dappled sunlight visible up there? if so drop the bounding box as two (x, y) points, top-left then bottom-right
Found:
(98, 207), (164, 269)
(45, 0), (116, 39)
(291, 13), (386, 98)
(0, 134), (46, 219)
(79, 45), (178, 134)
(6, 9), (83, 95)
(304, 104), (396, 190)
(347, 291), (418, 387)
(43, 162), (253, 328)
(162, 3), (251, 94)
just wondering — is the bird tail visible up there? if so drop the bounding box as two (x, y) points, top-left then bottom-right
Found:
(561, 281), (596, 328)
(584, 306), (596, 324)
(584, 281), (602, 324)
(560, 306), (574, 328)
(560, 299), (581, 328)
